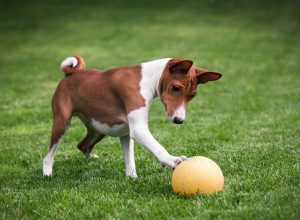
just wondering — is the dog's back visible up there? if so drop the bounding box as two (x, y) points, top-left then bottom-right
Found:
(53, 56), (145, 126)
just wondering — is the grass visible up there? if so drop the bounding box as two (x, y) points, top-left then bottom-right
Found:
(0, 0), (299, 219)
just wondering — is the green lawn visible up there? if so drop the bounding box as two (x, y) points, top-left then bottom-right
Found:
(0, 0), (299, 219)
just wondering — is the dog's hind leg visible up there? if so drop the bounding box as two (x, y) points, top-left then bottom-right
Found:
(77, 130), (105, 158)
(43, 112), (71, 176)
(43, 90), (73, 176)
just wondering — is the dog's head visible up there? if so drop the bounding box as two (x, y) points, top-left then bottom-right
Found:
(159, 58), (222, 124)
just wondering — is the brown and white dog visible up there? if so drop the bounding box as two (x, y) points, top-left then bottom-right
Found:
(43, 56), (222, 177)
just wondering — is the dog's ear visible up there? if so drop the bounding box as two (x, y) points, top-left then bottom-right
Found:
(168, 59), (193, 75)
(196, 67), (222, 84)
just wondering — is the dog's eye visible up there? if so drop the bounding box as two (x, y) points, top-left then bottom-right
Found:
(190, 93), (196, 98)
(172, 85), (181, 92)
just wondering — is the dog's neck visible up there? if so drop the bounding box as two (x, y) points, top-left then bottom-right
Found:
(140, 58), (171, 106)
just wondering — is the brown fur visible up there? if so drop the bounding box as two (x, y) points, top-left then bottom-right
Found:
(53, 64), (146, 127)
(50, 56), (221, 156)
(51, 56), (146, 155)
(159, 59), (222, 118)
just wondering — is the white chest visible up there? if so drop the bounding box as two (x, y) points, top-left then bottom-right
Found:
(91, 119), (129, 137)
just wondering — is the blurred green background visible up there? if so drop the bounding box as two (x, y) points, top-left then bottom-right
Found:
(0, 0), (299, 219)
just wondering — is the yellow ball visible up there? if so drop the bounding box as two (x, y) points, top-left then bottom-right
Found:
(172, 156), (224, 195)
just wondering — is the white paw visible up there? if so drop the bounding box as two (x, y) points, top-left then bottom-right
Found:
(43, 157), (53, 176)
(89, 152), (99, 158)
(160, 155), (187, 168)
(85, 152), (99, 158)
(43, 163), (53, 176)
(174, 155), (187, 167)
(126, 170), (138, 178)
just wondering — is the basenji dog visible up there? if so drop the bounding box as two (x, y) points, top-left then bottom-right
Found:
(43, 56), (222, 177)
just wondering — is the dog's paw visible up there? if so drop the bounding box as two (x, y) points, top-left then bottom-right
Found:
(43, 158), (53, 176)
(89, 152), (99, 158)
(160, 155), (188, 168)
(126, 169), (138, 178)
(173, 155), (188, 168)
(84, 152), (99, 158)
(43, 164), (53, 176)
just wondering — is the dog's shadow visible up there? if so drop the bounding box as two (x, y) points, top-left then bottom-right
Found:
(27, 155), (176, 198)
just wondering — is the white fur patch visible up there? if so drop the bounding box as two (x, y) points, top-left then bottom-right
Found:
(140, 58), (171, 104)
(91, 119), (129, 137)
(126, 59), (188, 168)
(60, 56), (78, 69)
(43, 137), (63, 176)
(127, 107), (186, 168)
(170, 104), (186, 121)
(120, 136), (137, 178)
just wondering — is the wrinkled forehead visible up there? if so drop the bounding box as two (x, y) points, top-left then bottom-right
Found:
(160, 63), (199, 95)
(171, 67), (197, 88)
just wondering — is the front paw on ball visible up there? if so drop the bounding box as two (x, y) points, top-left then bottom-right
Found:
(159, 155), (188, 168)
(174, 156), (188, 168)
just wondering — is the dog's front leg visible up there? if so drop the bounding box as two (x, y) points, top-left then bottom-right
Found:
(120, 135), (137, 178)
(128, 108), (187, 168)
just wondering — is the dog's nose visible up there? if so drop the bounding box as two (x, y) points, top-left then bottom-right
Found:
(173, 117), (184, 124)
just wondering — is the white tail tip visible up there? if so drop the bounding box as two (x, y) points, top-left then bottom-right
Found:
(60, 56), (78, 70)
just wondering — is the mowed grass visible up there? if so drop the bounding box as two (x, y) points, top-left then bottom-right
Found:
(0, 0), (299, 219)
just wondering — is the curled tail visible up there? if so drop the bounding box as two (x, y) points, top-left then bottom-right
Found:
(60, 55), (86, 76)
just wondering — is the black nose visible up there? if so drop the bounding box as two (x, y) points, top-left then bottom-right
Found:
(173, 117), (184, 124)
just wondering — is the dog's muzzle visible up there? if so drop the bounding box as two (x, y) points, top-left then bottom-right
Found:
(170, 104), (186, 124)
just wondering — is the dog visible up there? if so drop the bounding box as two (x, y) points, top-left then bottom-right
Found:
(43, 56), (222, 177)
